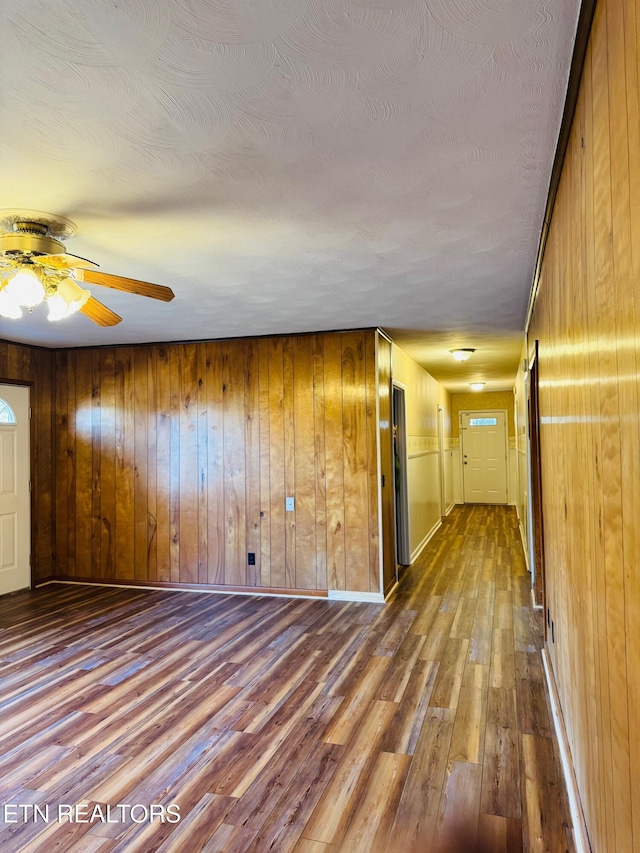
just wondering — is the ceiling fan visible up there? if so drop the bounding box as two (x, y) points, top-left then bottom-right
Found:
(0, 209), (174, 325)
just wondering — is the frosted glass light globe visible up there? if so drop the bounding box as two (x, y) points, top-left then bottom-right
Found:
(5, 267), (46, 308)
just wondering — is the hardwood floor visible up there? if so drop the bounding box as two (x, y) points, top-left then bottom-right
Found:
(0, 506), (574, 852)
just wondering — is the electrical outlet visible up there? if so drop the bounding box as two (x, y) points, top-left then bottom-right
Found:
(248, 553), (255, 566)
(285, 497), (295, 512)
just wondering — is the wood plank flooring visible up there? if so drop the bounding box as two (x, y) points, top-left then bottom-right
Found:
(0, 506), (574, 852)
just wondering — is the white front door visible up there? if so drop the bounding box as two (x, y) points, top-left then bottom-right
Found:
(0, 385), (31, 595)
(461, 410), (508, 504)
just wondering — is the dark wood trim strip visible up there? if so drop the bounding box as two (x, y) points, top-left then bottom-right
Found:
(525, 0), (598, 331)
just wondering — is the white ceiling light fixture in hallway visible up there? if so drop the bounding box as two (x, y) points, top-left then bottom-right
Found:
(450, 348), (475, 362)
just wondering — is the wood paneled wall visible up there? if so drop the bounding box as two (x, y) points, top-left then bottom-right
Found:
(52, 330), (381, 595)
(0, 340), (54, 582)
(529, 0), (640, 848)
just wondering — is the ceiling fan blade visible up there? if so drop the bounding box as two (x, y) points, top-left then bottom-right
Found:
(32, 253), (99, 271)
(83, 269), (175, 302)
(80, 296), (122, 326)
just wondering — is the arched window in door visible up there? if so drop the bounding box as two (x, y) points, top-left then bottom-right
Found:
(0, 399), (16, 424)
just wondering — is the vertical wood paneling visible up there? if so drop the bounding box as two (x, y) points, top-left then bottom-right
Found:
(179, 344), (198, 585)
(365, 329), (379, 593)
(91, 350), (102, 580)
(341, 332), (370, 593)
(581, 49), (614, 843)
(206, 341), (225, 585)
(607, 2), (639, 849)
(196, 344), (208, 585)
(282, 337), (296, 588)
(75, 352), (92, 577)
(223, 340), (246, 586)
(312, 334), (327, 591)
(268, 338), (286, 588)
(621, 1), (640, 846)
(293, 335), (316, 590)
(529, 0), (640, 848)
(115, 347), (135, 580)
(169, 345), (181, 582)
(66, 351), (77, 576)
(258, 339), (272, 586)
(48, 330), (380, 596)
(34, 348), (54, 581)
(146, 347), (158, 581)
(323, 333), (346, 591)
(156, 346), (171, 583)
(244, 340), (261, 587)
(55, 351), (69, 576)
(100, 349), (116, 579)
(134, 347), (148, 581)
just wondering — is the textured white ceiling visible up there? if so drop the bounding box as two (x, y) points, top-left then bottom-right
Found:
(0, 0), (579, 388)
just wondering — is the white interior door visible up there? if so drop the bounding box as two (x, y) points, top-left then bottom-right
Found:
(461, 410), (508, 504)
(0, 385), (30, 595)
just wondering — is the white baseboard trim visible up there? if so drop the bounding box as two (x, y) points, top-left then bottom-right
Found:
(530, 586), (543, 611)
(410, 518), (442, 564)
(327, 589), (385, 604)
(445, 502), (456, 516)
(541, 649), (591, 853)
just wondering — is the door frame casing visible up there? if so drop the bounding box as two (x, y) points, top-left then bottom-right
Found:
(376, 330), (397, 599)
(437, 404), (446, 517)
(392, 381), (410, 567)
(527, 342), (546, 615)
(0, 381), (32, 593)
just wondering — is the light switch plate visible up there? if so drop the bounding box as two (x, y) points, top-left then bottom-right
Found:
(285, 497), (295, 511)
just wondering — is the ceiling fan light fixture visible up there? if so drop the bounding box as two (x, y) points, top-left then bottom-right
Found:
(469, 382), (485, 391)
(0, 209), (175, 327)
(0, 286), (22, 319)
(47, 276), (91, 322)
(450, 348), (475, 362)
(4, 266), (46, 308)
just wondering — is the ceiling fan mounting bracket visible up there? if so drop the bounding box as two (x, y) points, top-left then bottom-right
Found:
(0, 209), (77, 241)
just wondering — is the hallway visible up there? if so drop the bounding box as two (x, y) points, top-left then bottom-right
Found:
(0, 506), (573, 851)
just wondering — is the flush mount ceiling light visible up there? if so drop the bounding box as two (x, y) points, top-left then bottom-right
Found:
(0, 209), (175, 325)
(469, 382), (485, 391)
(450, 348), (475, 362)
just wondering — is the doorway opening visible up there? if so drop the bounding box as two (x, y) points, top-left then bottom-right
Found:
(437, 405), (446, 518)
(528, 342), (546, 615)
(392, 384), (410, 567)
(460, 410), (508, 504)
(0, 383), (31, 596)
